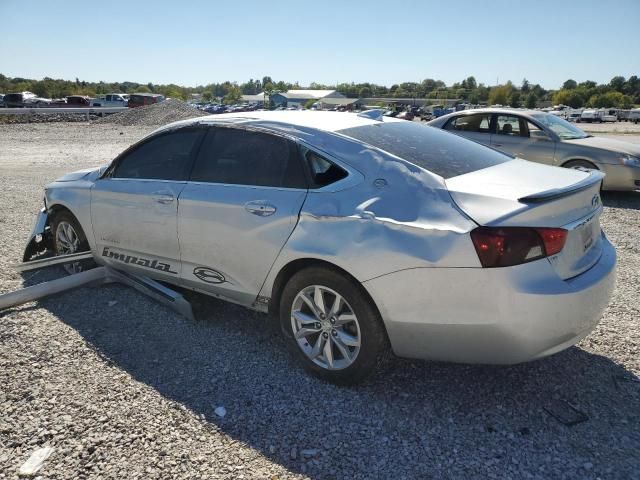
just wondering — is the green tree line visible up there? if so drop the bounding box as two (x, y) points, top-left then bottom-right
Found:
(1, 73), (638, 108)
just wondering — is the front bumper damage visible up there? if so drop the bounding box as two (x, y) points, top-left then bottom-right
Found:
(23, 207), (52, 262)
(2, 212), (195, 320)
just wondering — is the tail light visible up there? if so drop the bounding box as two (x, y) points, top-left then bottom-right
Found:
(470, 227), (568, 268)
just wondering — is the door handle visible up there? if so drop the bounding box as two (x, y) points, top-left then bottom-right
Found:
(244, 201), (276, 217)
(152, 192), (175, 204)
(493, 143), (503, 147)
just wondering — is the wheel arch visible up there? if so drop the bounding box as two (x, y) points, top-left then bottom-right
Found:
(560, 158), (599, 169)
(48, 202), (76, 218)
(47, 203), (85, 229)
(268, 258), (386, 333)
(46, 201), (96, 250)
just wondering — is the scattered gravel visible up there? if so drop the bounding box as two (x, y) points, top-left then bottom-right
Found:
(0, 123), (638, 480)
(0, 112), (102, 124)
(93, 99), (209, 127)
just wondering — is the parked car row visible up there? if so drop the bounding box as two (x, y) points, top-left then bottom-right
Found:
(0, 91), (165, 109)
(1, 91), (53, 107)
(550, 106), (640, 123)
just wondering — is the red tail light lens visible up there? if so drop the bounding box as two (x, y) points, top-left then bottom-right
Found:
(470, 227), (567, 268)
(536, 228), (568, 256)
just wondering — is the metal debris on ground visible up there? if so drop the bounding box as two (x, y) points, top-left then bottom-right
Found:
(543, 400), (589, 426)
(18, 446), (54, 476)
(1, 251), (194, 321)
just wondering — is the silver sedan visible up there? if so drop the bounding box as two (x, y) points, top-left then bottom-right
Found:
(25, 111), (616, 384)
(428, 108), (640, 191)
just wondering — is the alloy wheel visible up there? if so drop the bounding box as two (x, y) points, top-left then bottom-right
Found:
(55, 220), (82, 274)
(290, 285), (361, 370)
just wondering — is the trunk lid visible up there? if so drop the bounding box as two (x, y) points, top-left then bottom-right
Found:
(446, 159), (605, 279)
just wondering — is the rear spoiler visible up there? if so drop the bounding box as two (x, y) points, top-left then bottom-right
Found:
(518, 169), (605, 204)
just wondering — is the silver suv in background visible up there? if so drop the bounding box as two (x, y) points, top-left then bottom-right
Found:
(428, 108), (640, 191)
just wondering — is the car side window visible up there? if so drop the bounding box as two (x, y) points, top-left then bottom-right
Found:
(527, 121), (545, 138)
(496, 115), (526, 136)
(444, 114), (491, 133)
(302, 147), (348, 188)
(190, 128), (307, 188)
(112, 128), (202, 180)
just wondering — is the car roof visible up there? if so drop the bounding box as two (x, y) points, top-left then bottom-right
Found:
(446, 108), (542, 119)
(157, 110), (404, 135)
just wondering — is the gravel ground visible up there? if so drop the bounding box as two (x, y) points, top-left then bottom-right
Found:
(0, 113), (102, 124)
(0, 123), (638, 480)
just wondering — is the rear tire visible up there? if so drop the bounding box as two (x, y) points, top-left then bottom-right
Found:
(279, 267), (389, 385)
(51, 211), (94, 274)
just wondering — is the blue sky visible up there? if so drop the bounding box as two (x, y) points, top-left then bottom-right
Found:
(1, 0), (638, 89)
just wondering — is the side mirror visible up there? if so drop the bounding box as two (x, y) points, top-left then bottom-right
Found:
(530, 130), (551, 141)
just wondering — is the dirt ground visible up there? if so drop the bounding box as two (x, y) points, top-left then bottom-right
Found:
(0, 123), (638, 480)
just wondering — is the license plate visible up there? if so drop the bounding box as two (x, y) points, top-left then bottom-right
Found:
(578, 215), (596, 252)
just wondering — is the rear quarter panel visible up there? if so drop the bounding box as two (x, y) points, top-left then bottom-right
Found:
(258, 148), (480, 301)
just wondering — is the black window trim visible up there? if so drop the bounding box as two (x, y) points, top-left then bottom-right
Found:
(100, 124), (208, 181)
(445, 112), (494, 134)
(186, 124), (309, 191)
(492, 113), (552, 139)
(296, 139), (363, 193)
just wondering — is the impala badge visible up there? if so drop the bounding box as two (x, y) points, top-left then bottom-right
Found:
(193, 267), (226, 284)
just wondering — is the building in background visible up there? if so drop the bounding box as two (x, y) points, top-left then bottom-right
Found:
(240, 92), (266, 105)
(270, 89), (345, 108)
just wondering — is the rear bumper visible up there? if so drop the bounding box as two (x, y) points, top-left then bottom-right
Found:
(363, 237), (617, 364)
(601, 164), (640, 191)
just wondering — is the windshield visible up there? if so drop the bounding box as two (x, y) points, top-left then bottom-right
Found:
(338, 121), (511, 179)
(531, 113), (589, 140)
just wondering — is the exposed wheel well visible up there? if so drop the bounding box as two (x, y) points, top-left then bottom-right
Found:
(47, 204), (85, 233)
(560, 159), (599, 169)
(268, 258), (384, 328)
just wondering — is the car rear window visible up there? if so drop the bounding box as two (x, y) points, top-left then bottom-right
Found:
(338, 121), (511, 179)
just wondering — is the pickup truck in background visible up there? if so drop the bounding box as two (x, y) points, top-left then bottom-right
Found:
(90, 93), (129, 107)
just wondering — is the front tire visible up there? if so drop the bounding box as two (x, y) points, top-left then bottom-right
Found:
(279, 267), (389, 385)
(51, 211), (94, 274)
(563, 159), (598, 171)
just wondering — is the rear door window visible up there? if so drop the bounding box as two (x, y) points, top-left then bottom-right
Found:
(112, 128), (203, 180)
(191, 128), (307, 189)
(444, 114), (492, 133)
(338, 121), (511, 179)
(495, 115), (526, 136)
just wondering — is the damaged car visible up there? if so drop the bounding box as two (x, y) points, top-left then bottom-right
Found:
(24, 111), (617, 384)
